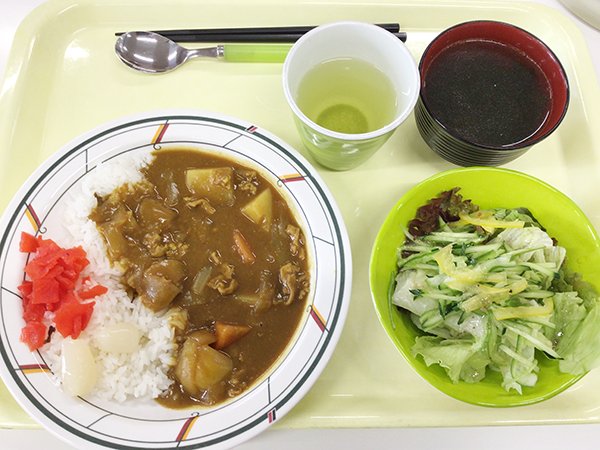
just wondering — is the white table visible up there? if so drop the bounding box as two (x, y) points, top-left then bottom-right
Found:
(1, 1), (599, 449)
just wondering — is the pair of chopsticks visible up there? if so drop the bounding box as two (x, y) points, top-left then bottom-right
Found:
(115, 23), (407, 43)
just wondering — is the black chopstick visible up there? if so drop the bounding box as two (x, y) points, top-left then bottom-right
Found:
(115, 23), (400, 38)
(141, 31), (407, 43)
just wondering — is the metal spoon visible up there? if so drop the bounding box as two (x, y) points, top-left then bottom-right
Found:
(115, 31), (290, 73)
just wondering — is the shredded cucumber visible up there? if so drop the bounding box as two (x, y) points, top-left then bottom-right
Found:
(393, 193), (600, 393)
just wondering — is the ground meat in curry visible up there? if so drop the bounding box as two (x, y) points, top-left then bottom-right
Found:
(90, 149), (310, 408)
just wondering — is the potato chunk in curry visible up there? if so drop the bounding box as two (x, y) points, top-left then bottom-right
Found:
(185, 167), (234, 206)
(175, 334), (233, 396)
(241, 188), (272, 231)
(90, 149), (310, 408)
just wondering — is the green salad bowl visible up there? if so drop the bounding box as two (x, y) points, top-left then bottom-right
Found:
(369, 167), (600, 407)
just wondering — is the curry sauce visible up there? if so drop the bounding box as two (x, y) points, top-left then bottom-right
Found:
(90, 149), (309, 408)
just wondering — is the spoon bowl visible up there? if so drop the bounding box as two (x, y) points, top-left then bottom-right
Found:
(115, 31), (222, 73)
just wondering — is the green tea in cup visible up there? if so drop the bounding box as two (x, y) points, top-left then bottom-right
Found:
(296, 58), (398, 135)
(283, 21), (420, 171)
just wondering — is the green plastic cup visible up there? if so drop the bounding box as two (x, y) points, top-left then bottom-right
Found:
(282, 21), (420, 171)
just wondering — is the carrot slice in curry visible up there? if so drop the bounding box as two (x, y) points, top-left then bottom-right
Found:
(232, 229), (256, 264)
(213, 321), (251, 350)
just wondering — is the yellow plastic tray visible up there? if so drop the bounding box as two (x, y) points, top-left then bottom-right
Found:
(1, 0), (600, 430)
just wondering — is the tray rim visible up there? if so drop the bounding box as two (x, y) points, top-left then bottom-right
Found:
(1, 0), (600, 431)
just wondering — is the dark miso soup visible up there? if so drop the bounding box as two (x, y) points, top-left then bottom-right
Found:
(422, 39), (551, 148)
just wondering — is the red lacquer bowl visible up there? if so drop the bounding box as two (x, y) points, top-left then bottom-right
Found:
(415, 20), (569, 166)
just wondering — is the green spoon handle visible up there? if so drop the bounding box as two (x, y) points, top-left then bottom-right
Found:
(222, 44), (291, 63)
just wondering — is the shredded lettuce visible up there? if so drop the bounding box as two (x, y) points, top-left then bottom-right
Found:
(412, 336), (487, 383)
(394, 189), (600, 393)
(555, 294), (600, 374)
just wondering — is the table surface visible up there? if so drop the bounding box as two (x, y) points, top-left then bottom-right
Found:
(1, 0), (600, 449)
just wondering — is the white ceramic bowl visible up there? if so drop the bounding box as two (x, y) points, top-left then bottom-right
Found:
(560, 0), (600, 30)
(0, 110), (352, 449)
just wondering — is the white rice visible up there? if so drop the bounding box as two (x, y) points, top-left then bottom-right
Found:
(41, 151), (177, 402)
